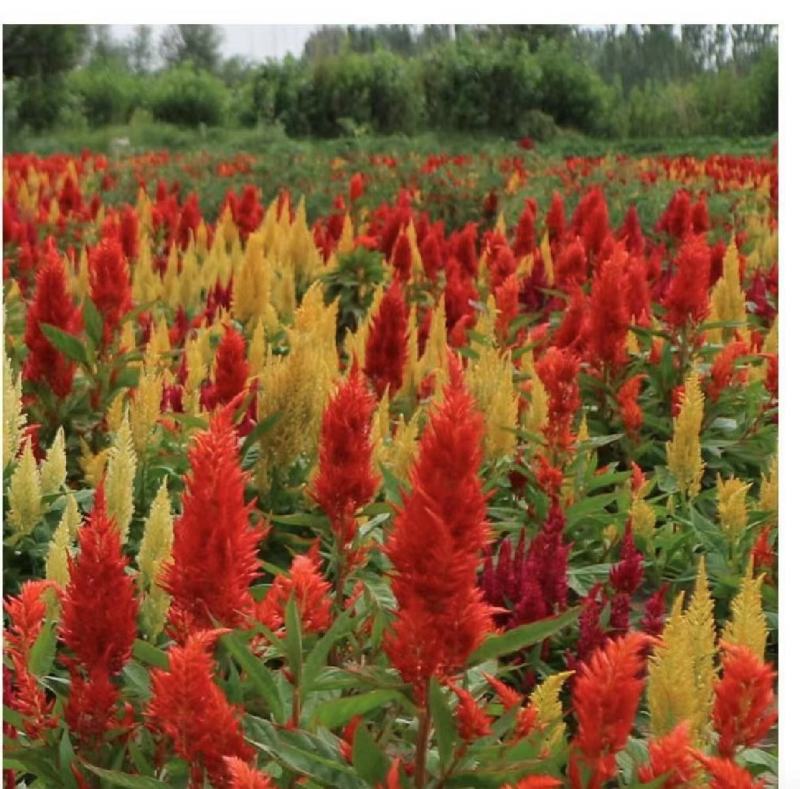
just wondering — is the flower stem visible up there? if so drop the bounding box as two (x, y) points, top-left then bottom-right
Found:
(414, 702), (431, 789)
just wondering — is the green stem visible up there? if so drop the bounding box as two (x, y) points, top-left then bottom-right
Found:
(414, 703), (431, 789)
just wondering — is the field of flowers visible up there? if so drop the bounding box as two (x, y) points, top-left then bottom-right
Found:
(3, 141), (778, 787)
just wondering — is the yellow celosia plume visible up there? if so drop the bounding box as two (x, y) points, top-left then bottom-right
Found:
(4, 353), (26, 469)
(666, 371), (705, 499)
(722, 557), (768, 659)
(716, 475), (751, 545)
(105, 411), (137, 543)
(40, 427), (67, 496)
(7, 437), (43, 537)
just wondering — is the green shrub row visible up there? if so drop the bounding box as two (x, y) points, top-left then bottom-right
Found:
(4, 41), (777, 139)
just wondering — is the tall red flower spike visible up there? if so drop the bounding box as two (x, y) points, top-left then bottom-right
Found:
(310, 364), (379, 548)
(59, 483), (138, 746)
(23, 243), (82, 397)
(535, 347), (581, 455)
(384, 356), (493, 700)
(446, 682), (493, 742)
(587, 245), (629, 370)
(664, 235), (711, 330)
(88, 237), (132, 346)
(225, 757), (277, 789)
(712, 642), (777, 758)
(618, 374), (645, 437)
(163, 401), (266, 639)
(147, 630), (253, 788)
(364, 278), (409, 398)
(568, 632), (651, 789)
(213, 325), (250, 406)
(257, 544), (333, 635)
(638, 722), (698, 789)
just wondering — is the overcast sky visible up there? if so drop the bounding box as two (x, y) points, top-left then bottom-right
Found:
(111, 24), (320, 62)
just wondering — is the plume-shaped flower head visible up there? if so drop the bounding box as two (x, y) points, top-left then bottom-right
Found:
(89, 237), (132, 345)
(384, 355), (493, 699)
(163, 401), (265, 639)
(365, 278), (409, 398)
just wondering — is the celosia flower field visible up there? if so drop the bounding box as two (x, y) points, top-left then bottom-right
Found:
(3, 144), (778, 787)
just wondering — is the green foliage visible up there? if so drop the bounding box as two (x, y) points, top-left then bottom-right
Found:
(149, 64), (229, 127)
(67, 64), (142, 127)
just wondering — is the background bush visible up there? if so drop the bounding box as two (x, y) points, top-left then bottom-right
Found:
(149, 64), (229, 127)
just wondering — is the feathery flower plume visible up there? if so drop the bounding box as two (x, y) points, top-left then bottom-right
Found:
(384, 356), (493, 699)
(535, 347), (581, 455)
(213, 325), (250, 406)
(147, 630), (253, 787)
(712, 642), (777, 758)
(638, 723), (698, 789)
(716, 475), (751, 545)
(163, 402), (265, 639)
(59, 483), (138, 746)
(365, 279), (409, 398)
(618, 375), (644, 438)
(7, 437), (42, 537)
(666, 371), (705, 499)
(23, 244), (82, 397)
(722, 558), (768, 658)
(105, 411), (137, 544)
(709, 238), (748, 336)
(310, 364), (379, 549)
(447, 682), (493, 742)
(89, 237), (132, 346)
(568, 632), (651, 788)
(45, 495), (80, 587)
(587, 245), (629, 370)
(4, 353), (27, 468)
(39, 427), (66, 496)
(692, 752), (766, 789)
(225, 757), (277, 789)
(257, 545), (333, 635)
(664, 236), (710, 330)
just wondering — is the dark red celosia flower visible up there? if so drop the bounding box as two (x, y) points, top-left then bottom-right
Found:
(574, 584), (607, 662)
(546, 192), (567, 246)
(213, 326), (249, 406)
(119, 205), (139, 260)
(638, 722), (698, 789)
(448, 682), (493, 742)
(364, 279), (409, 398)
(568, 632), (651, 789)
(588, 245), (629, 370)
(384, 357), (493, 699)
(513, 200), (537, 258)
(656, 190), (693, 241)
(444, 257), (479, 333)
(707, 340), (749, 401)
(59, 483), (138, 746)
(23, 244), (82, 397)
(553, 286), (589, 354)
(664, 235), (710, 330)
(390, 230), (412, 282)
(618, 205), (645, 257)
(609, 525), (644, 596)
(452, 222), (479, 278)
(225, 757), (277, 789)
(89, 237), (132, 346)
(618, 374), (644, 437)
(626, 255), (652, 323)
(489, 241), (518, 289)
(751, 526), (775, 582)
(641, 584), (668, 637)
(60, 483), (138, 677)
(712, 642), (777, 758)
(531, 499), (571, 615)
(311, 365), (379, 547)
(764, 353), (778, 404)
(691, 195), (710, 235)
(177, 193), (203, 249)
(256, 545), (333, 636)
(147, 630), (253, 788)
(691, 752), (766, 789)
(58, 175), (82, 215)
(163, 403), (266, 639)
(574, 187), (609, 261)
(420, 230), (444, 280)
(535, 347), (581, 454)
(554, 238), (588, 288)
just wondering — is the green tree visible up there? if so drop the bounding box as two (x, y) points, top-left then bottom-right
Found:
(127, 25), (155, 74)
(159, 25), (222, 72)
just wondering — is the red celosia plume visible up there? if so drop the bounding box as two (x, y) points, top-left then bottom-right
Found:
(89, 237), (132, 345)
(364, 279), (409, 398)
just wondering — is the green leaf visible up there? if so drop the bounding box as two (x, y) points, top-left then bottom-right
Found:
(3, 705), (24, 730)
(284, 596), (304, 683)
(302, 609), (356, 693)
(83, 299), (104, 349)
(82, 763), (167, 788)
(132, 639), (169, 669)
(40, 323), (90, 366)
(352, 723), (390, 785)
(428, 678), (456, 771)
(241, 411), (282, 457)
(313, 689), (403, 730)
(221, 631), (285, 724)
(59, 729), (79, 789)
(469, 607), (580, 664)
(28, 620), (57, 677)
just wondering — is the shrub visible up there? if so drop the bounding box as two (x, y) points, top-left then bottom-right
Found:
(149, 65), (229, 127)
(67, 63), (142, 127)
